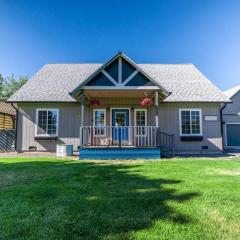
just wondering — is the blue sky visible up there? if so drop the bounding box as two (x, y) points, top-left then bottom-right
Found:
(0, 0), (239, 90)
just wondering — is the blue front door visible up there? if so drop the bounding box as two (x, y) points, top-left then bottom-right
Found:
(112, 109), (129, 141)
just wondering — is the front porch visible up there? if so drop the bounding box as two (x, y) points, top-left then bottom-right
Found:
(79, 125), (174, 159)
(76, 85), (174, 158)
(70, 52), (173, 159)
(77, 85), (170, 159)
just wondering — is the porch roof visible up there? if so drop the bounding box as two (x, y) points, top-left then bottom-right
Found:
(84, 88), (163, 99)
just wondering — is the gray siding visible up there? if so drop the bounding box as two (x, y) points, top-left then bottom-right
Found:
(222, 91), (240, 146)
(16, 103), (90, 151)
(223, 91), (240, 116)
(16, 101), (223, 153)
(156, 103), (223, 153)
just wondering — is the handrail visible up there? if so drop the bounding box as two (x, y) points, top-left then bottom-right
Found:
(79, 126), (174, 155)
(159, 130), (174, 138)
(158, 130), (174, 156)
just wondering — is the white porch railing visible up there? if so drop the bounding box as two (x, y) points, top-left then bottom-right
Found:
(80, 126), (158, 147)
(79, 126), (174, 150)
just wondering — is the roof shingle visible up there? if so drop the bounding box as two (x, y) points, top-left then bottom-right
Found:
(8, 63), (230, 103)
(223, 85), (240, 99)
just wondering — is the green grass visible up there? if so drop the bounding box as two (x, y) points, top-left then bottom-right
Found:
(0, 157), (240, 240)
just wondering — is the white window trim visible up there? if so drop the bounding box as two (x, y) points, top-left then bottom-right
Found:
(93, 109), (106, 136)
(179, 109), (202, 136)
(134, 109), (147, 136)
(35, 108), (59, 137)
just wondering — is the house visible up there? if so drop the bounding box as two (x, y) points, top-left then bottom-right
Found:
(222, 85), (240, 148)
(0, 98), (16, 151)
(8, 52), (230, 158)
(0, 98), (16, 130)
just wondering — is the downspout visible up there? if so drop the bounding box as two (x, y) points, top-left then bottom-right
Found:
(220, 103), (227, 153)
(155, 91), (159, 128)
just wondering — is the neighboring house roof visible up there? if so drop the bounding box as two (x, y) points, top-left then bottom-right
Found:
(8, 56), (230, 103)
(0, 98), (16, 115)
(223, 85), (240, 99)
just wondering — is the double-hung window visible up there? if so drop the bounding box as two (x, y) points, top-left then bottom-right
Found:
(93, 109), (106, 136)
(36, 109), (59, 136)
(179, 109), (202, 136)
(135, 109), (147, 136)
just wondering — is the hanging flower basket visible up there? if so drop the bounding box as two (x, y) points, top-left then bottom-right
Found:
(140, 97), (152, 107)
(90, 99), (100, 107)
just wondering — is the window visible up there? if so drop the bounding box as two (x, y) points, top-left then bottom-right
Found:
(36, 109), (59, 136)
(135, 109), (147, 136)
(179, 109), (202, 136)
(93, 109), (106, 135)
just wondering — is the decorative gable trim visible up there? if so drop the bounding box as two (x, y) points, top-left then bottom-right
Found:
(70, 52), (169, 97)
(122, 70), (138, 86)
(101, 70), (118, 86)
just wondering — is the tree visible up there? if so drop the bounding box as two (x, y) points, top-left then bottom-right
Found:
(0, 74), (28, 98)
(0, 74), (3, 96)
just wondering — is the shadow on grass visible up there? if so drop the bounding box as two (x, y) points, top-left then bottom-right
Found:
(0, 160), (200, 239)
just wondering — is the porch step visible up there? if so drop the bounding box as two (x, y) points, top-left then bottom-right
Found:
(79, 148), (161, 160)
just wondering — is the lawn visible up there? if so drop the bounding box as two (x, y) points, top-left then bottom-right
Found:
(0, 157), (239, 240)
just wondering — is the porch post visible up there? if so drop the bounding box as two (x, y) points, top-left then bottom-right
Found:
(155, 91), (159, 127)
(80, 94), (85, 146)
(80, 92), (85, 126)
(80, 103), (84, 126)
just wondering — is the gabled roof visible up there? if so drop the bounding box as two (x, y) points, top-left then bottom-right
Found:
(224, 85), (240, 99)
(8, 53), (230, 103)
(70, 52), (169, 96)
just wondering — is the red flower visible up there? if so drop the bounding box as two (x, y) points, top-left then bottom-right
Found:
(90, 99), (100, 107)
(140, 97), (152, 107)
